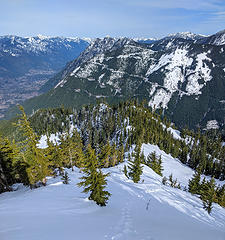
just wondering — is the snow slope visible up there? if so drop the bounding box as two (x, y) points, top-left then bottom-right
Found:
(0, 144), (224, 240)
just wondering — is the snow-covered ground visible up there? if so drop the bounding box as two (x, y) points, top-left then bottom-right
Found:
(142, 144), (225, 187)
(37, 133), (60, 149)
(0, 144), (225, 240)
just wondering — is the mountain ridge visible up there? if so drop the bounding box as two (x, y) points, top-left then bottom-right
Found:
(2, 29), (225, 131)
(15, 32), (225, 130)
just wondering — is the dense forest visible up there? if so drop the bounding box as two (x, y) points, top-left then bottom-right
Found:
(0, 101), (224, 210)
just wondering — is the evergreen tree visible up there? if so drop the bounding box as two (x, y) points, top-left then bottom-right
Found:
(45, 137), (63, 175)
(110, 143), (117, 167)
(145, 152), (163, 176)
(59, 129), (85, 170)
(179, 141), (188, 164)
(99, 141), (111, 168)
(0, 136), (16, 192)
(11, 140), (30, 185)
(61, 171), (70, 184)
(128, 143), (143, 183)
(17, 106), (52, 187)
(215, 185), (225, 207)
(78, 144), (111, 206)
(117, 145), (124, 163)
(200, 178), (216, 214)
(188, 170), (201, 195)
(169, 174), (176, 188)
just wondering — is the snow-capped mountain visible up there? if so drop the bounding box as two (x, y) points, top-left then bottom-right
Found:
(133, 37), (157, 44)
(3, 30), (225, 130)
(164, 32), (206, 41)
(0, 35), (90, 118)
(20, 31), (225, 130)
(0, 35), (91, 56)
(200, 29), (225, 46)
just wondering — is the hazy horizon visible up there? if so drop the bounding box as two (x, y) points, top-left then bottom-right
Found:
(1, 0), (225, 39)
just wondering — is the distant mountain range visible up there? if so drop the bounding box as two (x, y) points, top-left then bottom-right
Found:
(0, 35), (90, 118)
(2, 30), (225, 131)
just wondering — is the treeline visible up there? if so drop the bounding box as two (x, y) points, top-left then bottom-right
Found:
(0, 101), (224, 208)
(27, 100), (225, 180)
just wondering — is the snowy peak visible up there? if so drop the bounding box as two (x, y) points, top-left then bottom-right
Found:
(86, 36), (132, 55)
(205, 29), (225, 45)
(54, 36), (134, 87)
(165, 32), (206, 41)
(133, 37), (157, 44)
(0, 35), (90, 56)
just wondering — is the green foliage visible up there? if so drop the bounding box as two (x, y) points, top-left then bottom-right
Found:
(168, 174), (180, 188)
(188, 173), (225, 213)
(99, 141), (111, 168)
(200, 178), (216, 214)
(61, 171), (70, 184)
(128, 144), (144, 183)
(78, 144), (111, 206)
(44, 138), (63, 175)
(215, 185), (225, 208)
(188, 170), (201, 195)
(144, 152), (163, 176)
(16, 106), (52, 187)
(1, 100), (225, 205)
(6, 101), (224, 181)
(0, 135), (16, 192)
(59, 130), (85, 170)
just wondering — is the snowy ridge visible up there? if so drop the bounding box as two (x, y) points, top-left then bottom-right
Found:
(55, 37), (132, 88)
(205, 29), (225, 46)
(54, 36), (215, 110)
(0, 143), (224, 240)
(165, 32), (207, 41)
(0, 35), (90, 56)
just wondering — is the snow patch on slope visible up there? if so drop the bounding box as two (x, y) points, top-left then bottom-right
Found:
(206, 120), (219, 130)
(186, 53), (212, 95)
(148, 49), (213, 109)
(37, 134), (60, 149)
(148, 48), (192, 108)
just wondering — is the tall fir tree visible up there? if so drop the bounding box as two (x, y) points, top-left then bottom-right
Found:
(77, 144), (111, 206)
(145, 152), (163, 176)
(44, 137), (63, 175)
(0, 135), (16, 192)
(99, 141), (111, 168)
(188, 169), (201, 195)
(17, 106), (52, 187)
(200, 178), (216, 214)
(128, 143), (143, 183)
(59, 129), (85, 170)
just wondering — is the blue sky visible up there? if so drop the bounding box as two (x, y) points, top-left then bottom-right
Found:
(1, 0), (225, 38)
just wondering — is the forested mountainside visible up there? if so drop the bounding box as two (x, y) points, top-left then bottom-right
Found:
(0, 101), (224, 210)
(0, 35), (90, 118)
(9, 29), (225, 131)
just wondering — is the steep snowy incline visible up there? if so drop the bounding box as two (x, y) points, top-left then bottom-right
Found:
(0, 144), (224, 240)
(142, 144), (225, 187)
